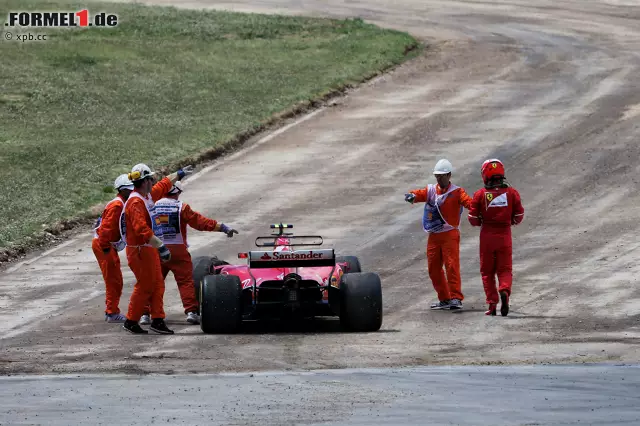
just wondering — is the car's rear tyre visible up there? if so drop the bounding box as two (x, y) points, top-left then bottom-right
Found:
(192, 256), (230, 303)
(200, 275), (242, 334)
(339, 272), (383, 332)
(336, 255), (361, 274)
(192, 256), (213, 304)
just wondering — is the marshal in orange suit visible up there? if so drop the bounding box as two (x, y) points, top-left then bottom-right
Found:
(91, 174), (134, 323)
(119, 163), (193, 334)
(142, 181), (238, 325)
(405, 159), (472, 311)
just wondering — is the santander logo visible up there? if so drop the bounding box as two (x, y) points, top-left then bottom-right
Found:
(271, 251), (323, 260)
(253, 250), (328, 262)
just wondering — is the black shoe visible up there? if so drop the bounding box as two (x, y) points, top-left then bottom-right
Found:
(485, 304), (497, 316)
(500, 291), (509, 317)
(150, 318), (174, 334)
(430, 300), (451, 310)
(449, 299), (463, 311)
(123, 319), (148, 334)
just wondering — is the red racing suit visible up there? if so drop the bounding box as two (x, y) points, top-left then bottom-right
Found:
(468, 185), (524, 304)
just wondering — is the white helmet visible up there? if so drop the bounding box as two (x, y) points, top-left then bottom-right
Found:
(168, 180), (183, 195)
(114, 174), (134, 191)
(433, 159), (453, 175)
(129, 163), (156, 182)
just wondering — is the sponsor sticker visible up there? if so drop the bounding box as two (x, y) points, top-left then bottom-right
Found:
(488, 193), (508, 208)
(252, 250), (331, 261)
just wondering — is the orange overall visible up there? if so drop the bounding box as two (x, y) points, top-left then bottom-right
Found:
(410, 183), (472, 301)
(145, 199), (218, 314)
(92, 195), (126, 315)
(120, 178), (172, 322)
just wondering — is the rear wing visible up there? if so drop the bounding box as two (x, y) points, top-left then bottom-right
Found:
(255, 235), (323, 247)
(255, 222), (324, 247)
(248, 249), (335, 268)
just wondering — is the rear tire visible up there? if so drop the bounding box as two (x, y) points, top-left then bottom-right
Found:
(200, 275), (242, 334)
(336, 255), (361, 274)
(339, 272), (383, 332)
(192, 256), (213, 304)
(192, 256), (230, 304)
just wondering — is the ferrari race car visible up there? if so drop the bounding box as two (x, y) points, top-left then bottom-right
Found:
(191, 223), (383, 334)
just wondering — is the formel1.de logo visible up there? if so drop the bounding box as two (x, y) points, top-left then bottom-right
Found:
(5, 10), (118, 28)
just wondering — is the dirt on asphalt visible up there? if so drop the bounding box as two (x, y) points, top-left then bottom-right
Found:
(1, 0), (640, 375)
(2, 365), (640, 425)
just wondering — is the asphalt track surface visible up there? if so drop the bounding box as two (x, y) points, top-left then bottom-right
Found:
(1, 364), (639, 425)
(1, 0), (640, 384)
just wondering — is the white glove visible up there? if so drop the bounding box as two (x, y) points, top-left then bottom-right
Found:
(149, 236), (171, 262)
(157, 245), (171, 263)
(149, 235), (164, 249)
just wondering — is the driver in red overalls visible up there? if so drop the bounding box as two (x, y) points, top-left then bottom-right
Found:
(468, 159), (525, 316)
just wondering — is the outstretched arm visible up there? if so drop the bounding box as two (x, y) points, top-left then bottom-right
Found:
(166, 165), (194, 184)
(150, 177), (173, 202)
(151, 165), (194, 201)
(182, 203), (217, 232)
(182, 204), (239, 237)
(405, 187), (428, 204)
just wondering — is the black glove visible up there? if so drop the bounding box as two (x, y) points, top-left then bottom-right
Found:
(220, 223), (239, 238)
(157, 244), (171, 262)
(405, 193), (416, 203)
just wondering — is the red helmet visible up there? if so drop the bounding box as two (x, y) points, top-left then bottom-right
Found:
(481, 159), (505, 184)
(273, 236), (292, 252)
(275, 237), (290, 246)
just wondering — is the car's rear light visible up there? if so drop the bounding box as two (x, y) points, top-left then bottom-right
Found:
(238, 252), (248, 259)
(288, 289), (298, 302)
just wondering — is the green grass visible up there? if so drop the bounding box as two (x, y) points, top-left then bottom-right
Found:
(0, 0), (419, 249)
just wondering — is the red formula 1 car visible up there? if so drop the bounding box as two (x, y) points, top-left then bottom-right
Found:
(191, 223), (383, 334)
